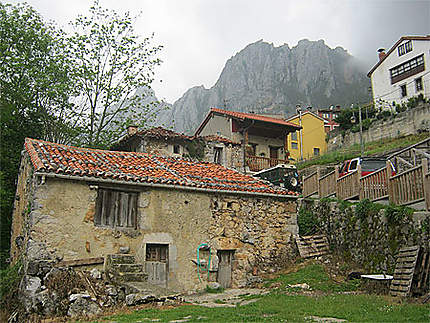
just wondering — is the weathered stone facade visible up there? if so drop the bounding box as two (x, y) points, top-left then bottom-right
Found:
(11, 154), (298, 295)
(202, 140), (244, 172)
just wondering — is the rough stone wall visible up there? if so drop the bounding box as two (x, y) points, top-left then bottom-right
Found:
(209, 195), (298, 287)
(15, 174), (298, 293)
(300, 199), (430, 272)
(203, 142), (244, 172)
(142, 138), (189, 158)
(328, 103), (430, 151)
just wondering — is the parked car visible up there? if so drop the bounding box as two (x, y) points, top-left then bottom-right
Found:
(339, 157), (396, 178)
(253, 164), (301, 192)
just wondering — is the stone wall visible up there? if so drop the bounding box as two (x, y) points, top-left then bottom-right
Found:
(300, 198), (430, 272)
(328, 103), (430, 151)
(12, 160), (298, 294)
(203, 142), (244, 172)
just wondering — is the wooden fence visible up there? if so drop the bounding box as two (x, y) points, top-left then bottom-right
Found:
(246, 155), (288, 172)
(302, 161), (430, 210)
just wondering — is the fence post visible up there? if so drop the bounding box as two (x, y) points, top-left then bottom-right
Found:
(386, 160), (393, 204)
(335, 165), (339, 198)
(357, 164), (362, 200)
(316, 167), (321, 198)
(422, 161), (429, 211)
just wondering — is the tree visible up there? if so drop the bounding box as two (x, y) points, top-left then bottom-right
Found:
(0, 3), (77, 267)
(67, 0), (164, 148)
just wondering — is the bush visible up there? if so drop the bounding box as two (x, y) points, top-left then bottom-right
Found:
(298, 207), (320, 235)
(0, 260), (22, 313)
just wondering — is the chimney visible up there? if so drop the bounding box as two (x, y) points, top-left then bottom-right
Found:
(127, 125), (138, 136)
(377, 48), (386, 61)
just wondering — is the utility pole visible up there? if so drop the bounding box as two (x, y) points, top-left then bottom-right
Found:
(296, 104), (304, 161)
(359, 104), (364, 157)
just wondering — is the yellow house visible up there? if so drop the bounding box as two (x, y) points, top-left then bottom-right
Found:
(285, 111), (327, 161)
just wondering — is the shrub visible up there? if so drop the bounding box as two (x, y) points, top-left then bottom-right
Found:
(297, 207), (320, 236)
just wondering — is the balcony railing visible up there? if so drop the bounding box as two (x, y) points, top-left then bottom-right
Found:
(246, 155), (288, 172)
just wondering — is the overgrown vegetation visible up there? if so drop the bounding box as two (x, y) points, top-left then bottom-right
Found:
(297, 132), (429, 170)
(0, 260), (23, 316)
(297, 207), (321, 236)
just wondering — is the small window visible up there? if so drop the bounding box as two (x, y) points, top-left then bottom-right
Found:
(416, 77), (423, 92)
(173, 145), (180, 154)
(291, 142), (298, 150)
(398, 40), (412, 57)
(349, 160), (358, 171)
(95, 189), (138, 229)
(313, 147), (320, 156)
(146, 244), (168, 263)
(400, 84), (407, 97)
(213, 147), (223, 164)
(290, 131), (298, 141)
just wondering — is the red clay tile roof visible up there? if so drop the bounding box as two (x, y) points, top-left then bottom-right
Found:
(25, 138), (297, 196)
(138, 126), (192, 140)
(195, 107), (301, 136)
(367, 35), (430, 77)
(199, 135), (240, 146)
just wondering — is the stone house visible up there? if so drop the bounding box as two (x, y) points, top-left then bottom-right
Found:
(112, 126), (193, 158)
(11, 138), (298, 294)
(194, 107), (301, 173)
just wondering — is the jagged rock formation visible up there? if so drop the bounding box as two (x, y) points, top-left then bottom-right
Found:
(154, 39), (371, 134)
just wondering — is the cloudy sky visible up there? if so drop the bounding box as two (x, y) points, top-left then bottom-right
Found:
(7, 0), (430, 103)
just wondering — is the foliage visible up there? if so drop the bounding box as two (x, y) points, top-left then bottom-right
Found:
(205, 285), (225, 294)
(395, 94), (429, 113)
(67, 0), (164, 148)
(297, 206), (320, 236)
(184, 138), (206, 160)
(0, 2), (77, 267)
(0, 260), (22, 312)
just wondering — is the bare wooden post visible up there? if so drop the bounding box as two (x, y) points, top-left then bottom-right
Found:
(386, 160), (393, 204)
(316, 167), (321, 198)
(335, 165), (339, 198)
(357, 164), (362, 200)
(422, 161), (429, 211)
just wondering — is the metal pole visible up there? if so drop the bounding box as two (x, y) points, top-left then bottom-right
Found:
(359, 104), (364, 157)
(296, 105), (304, 161)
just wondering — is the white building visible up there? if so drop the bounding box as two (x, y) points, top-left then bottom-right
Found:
(367, 35), (430, 111)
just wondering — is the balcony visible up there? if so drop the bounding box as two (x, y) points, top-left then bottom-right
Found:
(246, 155), (288, 172)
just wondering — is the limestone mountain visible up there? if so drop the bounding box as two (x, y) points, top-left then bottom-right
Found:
(154, 39), (371, 134)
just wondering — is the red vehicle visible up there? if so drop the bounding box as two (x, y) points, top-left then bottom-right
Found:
(339, 157), (396, 178)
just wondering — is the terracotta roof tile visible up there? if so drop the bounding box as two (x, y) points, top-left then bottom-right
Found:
(199, 135), (240, 146)
(25, 138), (297, 196)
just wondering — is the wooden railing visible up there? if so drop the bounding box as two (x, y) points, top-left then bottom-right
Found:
(389, 164), (425, 206)
(246, 155), (288, 172)
(337, 166), (361, 200)
(359, 166), (388, 201)
(303, 171), (318, 198)
(319, 170), (336, 198)
(302, 161), (430, 210)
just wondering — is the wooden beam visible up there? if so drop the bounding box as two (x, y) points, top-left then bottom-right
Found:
(55, 257), (105, 267)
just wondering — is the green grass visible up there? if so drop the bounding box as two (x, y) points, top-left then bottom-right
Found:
(297, 132), (429, 170)
(89, 263), (429, 322)
(93, 293), (429, 322)
(268, 263), (360, 293)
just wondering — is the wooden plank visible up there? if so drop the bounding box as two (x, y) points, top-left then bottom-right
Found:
(56, 257), (105, 267)
(390, 245), (420, 297)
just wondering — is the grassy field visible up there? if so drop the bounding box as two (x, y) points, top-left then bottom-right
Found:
(297, 132), (429, 170)
(89, 263), (429, 323)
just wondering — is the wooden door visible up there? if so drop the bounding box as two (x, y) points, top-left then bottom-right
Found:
(270, 147), (279, 167)
(145, 244), (168, 287)
(217, 250), (234, 288)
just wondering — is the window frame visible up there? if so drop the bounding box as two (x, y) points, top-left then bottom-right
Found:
(415, 77), (423, 92)
(94, 188), (138, 230)
(400, 84), (407, 98)
(173, 144), (180, 154)
(213, 146), (223, 164)
(291, 142), (298, 150)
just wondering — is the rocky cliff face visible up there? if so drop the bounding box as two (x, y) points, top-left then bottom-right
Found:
(154, 39), (371, 134)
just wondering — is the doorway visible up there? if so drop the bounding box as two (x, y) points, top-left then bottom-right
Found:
(145, 244), (168, 287)
(217, 250), (234, 288)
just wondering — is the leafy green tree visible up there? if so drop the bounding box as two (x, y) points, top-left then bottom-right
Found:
(0, 3), (77, 267)
(67, 0), (164, 148)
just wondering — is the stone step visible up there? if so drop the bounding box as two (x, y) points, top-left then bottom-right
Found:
(112, 263), (144, 273)
(116, 272), (148, 282)
(106, 254), (136, 265)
